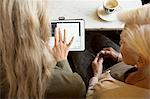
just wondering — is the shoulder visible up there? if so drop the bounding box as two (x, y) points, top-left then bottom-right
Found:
(45, 68), (86, 98)
(87, 71), (150, 99)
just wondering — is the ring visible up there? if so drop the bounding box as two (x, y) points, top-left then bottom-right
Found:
(67, 42), (70, 46)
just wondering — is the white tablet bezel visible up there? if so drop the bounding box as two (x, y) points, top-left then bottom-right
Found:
(49, 19), (85, 51)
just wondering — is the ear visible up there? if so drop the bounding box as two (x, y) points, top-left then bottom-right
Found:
(136, 55), (148, 68)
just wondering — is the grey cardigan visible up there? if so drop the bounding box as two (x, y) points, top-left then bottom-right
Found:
(0, 60), (86, 98)
(46, 60), (86, 98)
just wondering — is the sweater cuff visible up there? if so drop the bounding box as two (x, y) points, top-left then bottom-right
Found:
(57, 60), (73, 73)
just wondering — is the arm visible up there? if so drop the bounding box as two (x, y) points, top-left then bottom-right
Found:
(46, 67), (86, 98)
(86, 76), (98, 97)
(86, 53), (103, 97)
(46, 28), (86, 98)
(56, 59), (72, 73)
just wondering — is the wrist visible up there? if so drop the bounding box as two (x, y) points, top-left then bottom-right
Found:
(94, 72), (99, 77)
(56, 57), (67, 62)
(57, 59), (67, 62)
(117, 53), (122, 62)
(93, 70), (102, 77)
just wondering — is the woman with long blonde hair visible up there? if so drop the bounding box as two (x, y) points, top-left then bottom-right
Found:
(0, 0), (86, 98)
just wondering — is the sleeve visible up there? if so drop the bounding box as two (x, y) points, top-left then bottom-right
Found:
(45, 66), (86, 98)
(86, 76), (98, 98)
(86, 70), (150, 99)
(86, 71), (113, 98)
(56, 60), (72, 73)
(86, 70), (119, 99)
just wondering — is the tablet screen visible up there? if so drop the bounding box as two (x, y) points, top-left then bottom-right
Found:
(49, 20), (85, 51)
(51, 22), (80, 37)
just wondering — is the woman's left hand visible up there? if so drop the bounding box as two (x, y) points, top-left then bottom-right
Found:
(51, 28), (74, 62)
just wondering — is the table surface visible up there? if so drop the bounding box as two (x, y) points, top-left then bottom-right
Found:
(48, 0), (142, 30)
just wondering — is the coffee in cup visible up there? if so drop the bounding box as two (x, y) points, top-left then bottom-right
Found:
(103, 0), (119, 14)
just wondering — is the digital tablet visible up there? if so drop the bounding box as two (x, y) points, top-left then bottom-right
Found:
(49, 19), (85, 51)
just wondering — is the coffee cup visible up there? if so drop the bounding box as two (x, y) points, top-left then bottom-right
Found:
(103, 0), (119, 14)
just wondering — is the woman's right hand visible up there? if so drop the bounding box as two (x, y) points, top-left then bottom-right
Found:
(50, 28), (74, 62)
(92, 53), (103, 76)
(100, 47), (122, 62)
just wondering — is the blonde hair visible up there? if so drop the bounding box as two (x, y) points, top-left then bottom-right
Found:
(118, 4), (150, 25)
(121, 24), (150, 64)
(0, 0), (55, 98)
(118, 4), (150, 64)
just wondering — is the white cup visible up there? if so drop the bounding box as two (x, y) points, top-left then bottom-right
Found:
(103, 0), (119, 14)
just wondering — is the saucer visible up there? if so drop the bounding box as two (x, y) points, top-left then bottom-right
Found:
(97, 7), (118, 21)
